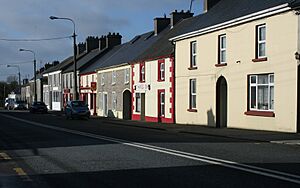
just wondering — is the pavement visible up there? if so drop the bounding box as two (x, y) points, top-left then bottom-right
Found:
(48, 110), (300, 145)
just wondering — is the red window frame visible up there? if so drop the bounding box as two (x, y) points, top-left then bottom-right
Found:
(158, 59), (165, 82)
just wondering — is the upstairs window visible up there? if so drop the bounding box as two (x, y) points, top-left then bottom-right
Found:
(112, 71), (116, 85)
(101, 74), (105, 86)
(218, 35), (226, 64)
(158, 60), (165, 81)
(140, 63), (145, 82)
(256, 24), (266, 58)
(124, 68), (130, 84)
(190, 41), (197, 68)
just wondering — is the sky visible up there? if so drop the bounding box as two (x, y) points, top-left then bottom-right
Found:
(0, 0), (204, 81)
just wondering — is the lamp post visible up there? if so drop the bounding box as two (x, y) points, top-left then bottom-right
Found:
(19, 48), (37, 102)
(49, 16), (78, 100)
(7, 65), (21, 93)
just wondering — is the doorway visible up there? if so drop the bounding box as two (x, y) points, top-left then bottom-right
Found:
(123, 90), (132, 120)
(141, 93), (145, 121)
(216, 76), (228, 128)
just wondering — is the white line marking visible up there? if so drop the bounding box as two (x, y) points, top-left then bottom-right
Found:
(1, 113), (300, 184)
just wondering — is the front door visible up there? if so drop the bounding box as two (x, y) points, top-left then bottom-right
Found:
(158, 90), (165, 122)
(141, 93), (145, 121)
(103, 93), (108, 117)
(216, 76), (228, 128)
(123, 90), (132, 120)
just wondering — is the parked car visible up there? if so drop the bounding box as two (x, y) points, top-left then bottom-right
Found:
(65, 101), (90, 119)
(29, 102), (48, 113)
(13, 101), (27, 110)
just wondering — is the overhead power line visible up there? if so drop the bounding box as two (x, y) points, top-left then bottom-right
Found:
(0, 35), (72, 42)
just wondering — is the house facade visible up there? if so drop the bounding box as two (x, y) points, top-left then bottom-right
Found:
(131, 57), (174, 123)
(131, 11), (193, 123)
(172, 0), (300, 132)
(97, 65), (131, 119)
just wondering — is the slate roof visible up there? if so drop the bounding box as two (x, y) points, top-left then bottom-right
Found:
(42, 56), (73, 75)
(62, 48), (105, 74)
(81, 30), (166, 74)
(134, 0), (300, 62)
(172, 0), (300, 39)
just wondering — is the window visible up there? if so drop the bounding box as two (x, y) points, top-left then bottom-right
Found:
(70, 74), (72, 88)
(86, 75), (89, 87)
(66, 74), (69, 88)
(99, 92), (103, 110)
(112, 71), (116, 85)
(101, 74), (105, 86)
(135, 93), (141, 112)
(219, 35), (226, 64)
(112, 92), (117, 111)
(52, 91), (61, 102)
(249, 74), (274, 111)
(158, 60), (165, 81)
(92, 75), (95, 82)
(190, 41), (197, 68)
(124, 68), (130, 84)
(160, 92), (165, 116)
(189, 79), (197, 109)
(256, 24), (266, 58)
(140, 63), (145, 82)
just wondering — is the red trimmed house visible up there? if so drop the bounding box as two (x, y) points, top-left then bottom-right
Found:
(131, 10), (193, 123)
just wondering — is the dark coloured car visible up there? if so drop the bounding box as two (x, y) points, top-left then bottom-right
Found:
(13, 101), (28, 110)
(29, 102), (48, 113)
(65, 101), (90, 119)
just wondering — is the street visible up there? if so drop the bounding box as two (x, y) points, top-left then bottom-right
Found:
(0, 111), (300, 188)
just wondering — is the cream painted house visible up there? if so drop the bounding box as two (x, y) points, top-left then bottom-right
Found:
(171, 0), (300, 132)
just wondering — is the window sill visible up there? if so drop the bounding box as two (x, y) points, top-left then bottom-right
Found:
(188, 67), (198, 70)
(252, 57), (268, 62)
(244, 111), (275, 117)
(215, 63), (227, 67)
(157, 79), (165, 82)
(139, 81), (146, 83)
(187, 109), (198, 112)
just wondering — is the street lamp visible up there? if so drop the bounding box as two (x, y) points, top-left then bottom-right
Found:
(49, 16), (78, 100)
(19, 48), (37, 102)
(7, 65), (21, 93)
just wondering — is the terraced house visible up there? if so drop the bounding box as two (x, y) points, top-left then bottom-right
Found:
(171, 0), (300, 132)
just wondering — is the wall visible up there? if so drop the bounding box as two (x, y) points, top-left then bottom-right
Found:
(96, 65), (131, 118)
(175, 11), (298, 132)
(132, 57), (174, 123)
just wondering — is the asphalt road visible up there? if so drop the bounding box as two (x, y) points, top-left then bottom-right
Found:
(0, 110), (300, 188)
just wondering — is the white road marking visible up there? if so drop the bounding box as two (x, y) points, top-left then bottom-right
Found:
(1, 113), (300, 185)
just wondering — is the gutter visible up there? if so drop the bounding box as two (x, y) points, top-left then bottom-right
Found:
(170, 3), (291, 42)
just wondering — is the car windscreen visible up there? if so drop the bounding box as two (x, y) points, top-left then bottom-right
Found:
(72, 101), (86, 107)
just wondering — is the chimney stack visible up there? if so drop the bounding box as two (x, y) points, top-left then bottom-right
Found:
(23, 79), (29, 85)
(99, 35), (107, 50)
(204, 0), (221, 13)
(154, 15), (170, 36)
(77, 42), (86, 55)
(106, 32), (122, 49)
(170, 10), (193, 28)
(86, 36), (100, 52)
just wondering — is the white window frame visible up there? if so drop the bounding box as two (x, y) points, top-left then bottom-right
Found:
(112, 91), (117, 111)
(219, 35), (226, 64)
(141, 65), (145, 82)
(86, 75), (89, 87)
(249, 74), (274, 111)
(124, 68), (130, 84)
(112, 71), (116, 85)
(160, 62), (165, 81)
(257, 24), (266, 58)
(191, 41), (197, 68)
(190, 79), (197, 109)
(101, 74), (105, 86)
